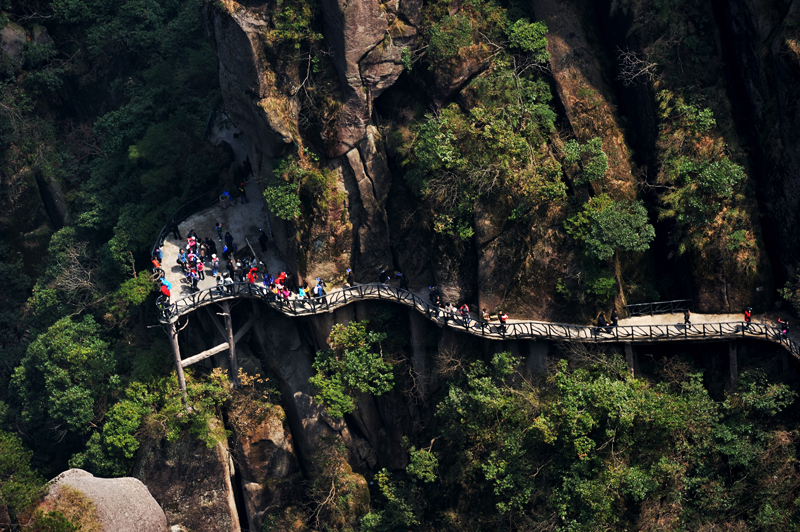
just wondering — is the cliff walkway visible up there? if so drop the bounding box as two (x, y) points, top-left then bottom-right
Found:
(151, 190), (798, 399)
(156, 281), (800, 358)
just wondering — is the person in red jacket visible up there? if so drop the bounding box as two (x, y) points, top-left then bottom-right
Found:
(459, 303), (471, 326)
(246, 267), (258, 284)
(744, 307), (752, 329)
(160, 283), (170, 301)
(498, 310), (508, 334)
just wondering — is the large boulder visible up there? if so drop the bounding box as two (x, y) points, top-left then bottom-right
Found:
(232, 404), (303, 532)
(132, 427), (241, 532)
(43, 469), (167, 532)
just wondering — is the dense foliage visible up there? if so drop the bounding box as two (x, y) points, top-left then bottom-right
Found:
(310, 321), (394, 418)
(402, 0), (562, 241)
(363, 351), (800, 531)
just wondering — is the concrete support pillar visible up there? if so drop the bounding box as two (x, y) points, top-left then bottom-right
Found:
(729, 340), (738, 390)
(221, 301), (239, 387)
(167, 322), (187, 401)
(624, 343), (636, 378)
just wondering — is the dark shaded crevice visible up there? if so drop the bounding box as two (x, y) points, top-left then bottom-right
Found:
(34, 174), (64, 230)
(588, 0), (694, 301)
(709, 0), (791, 288)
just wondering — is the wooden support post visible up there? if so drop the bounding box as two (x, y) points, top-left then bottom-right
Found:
(167, 322), (187, 401)
(729, 340), (738, 390)
(624, 343), (635, 378)
(221, 301), (238, 386)
(181, 342), (230, 368)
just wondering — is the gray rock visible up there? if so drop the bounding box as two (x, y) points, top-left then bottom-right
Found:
(0, 22), (25, 62)
(45, 469), (167, 532)
(132, 429), (241, 532)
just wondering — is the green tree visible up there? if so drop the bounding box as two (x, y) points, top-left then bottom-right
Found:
(309, 321), (393, 418)
(0, 431), (45, 523)
(11, 316), (116, 435)
(566, 194), (655, 261)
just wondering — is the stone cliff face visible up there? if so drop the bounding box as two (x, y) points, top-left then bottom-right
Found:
(715, 0), (800, 283)
(201, 0), (790, 316)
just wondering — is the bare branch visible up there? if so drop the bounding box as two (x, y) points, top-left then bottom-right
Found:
(616, 47), (658, 87)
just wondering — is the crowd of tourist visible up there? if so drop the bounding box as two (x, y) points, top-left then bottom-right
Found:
(152, 223), (336, 308)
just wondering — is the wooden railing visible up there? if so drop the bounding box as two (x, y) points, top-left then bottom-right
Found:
(155, 283), (799, 357)
(624, 299), (693, 317)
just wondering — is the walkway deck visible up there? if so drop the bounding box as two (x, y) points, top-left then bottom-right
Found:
(155, 282), (800, 358)
(151, 187), (799, 361)
(158, 181), (285, 298)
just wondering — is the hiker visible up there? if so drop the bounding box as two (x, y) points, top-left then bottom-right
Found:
(482, 308), (490, 322)
(223, 273), (234, 294)
(611, 309), (619, 327)
(151, 255), (162, 272)
(154, 247), (164, 261)
(459, 303), (471, 326)
(215, 222), (223, 241)
(778, 318), (789, 339)
(397, 271), (408, 291)
(258, 229), (268, 251)
(346, 268), (355, 287)
(211, 254), (219, 276)
(298, 285), (307, 299)
(247, 267), (258, 284)
(177, 249), (187, 272)
(499, 310), (508, 334)
(238, 182), (249, 204)
(744, 307), (752, 329)
(197, 260), (205, 281)
(313, 279), (327, 304)
(160, 283), (171, 302)
(159, 277), (172, 291)
(429, 286), (442, 306)
(216, 275), (224, 295)
(170, 222), (181, 240)
(206, 237), (217, 256)
(225, 231), (234, 249)
(597, 312), (611, 334)
(684, 309), (692, 330)
(379, 269), (390, 285)
(189, 269), (199, 292)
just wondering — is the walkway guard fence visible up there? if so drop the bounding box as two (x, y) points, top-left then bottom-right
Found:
(156, 283), (799, 357)
(151, 186), (223, 258)
(625, 299), (693, 317)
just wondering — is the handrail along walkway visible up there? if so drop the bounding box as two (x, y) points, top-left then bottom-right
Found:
(625, 299), (693, 317)
(155, 283), (800, 357)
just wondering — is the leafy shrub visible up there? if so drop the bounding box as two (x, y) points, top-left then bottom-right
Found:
(427, 14), (474, 65)
(309, 321), (393, 418)
(563, 137), (609, 185)
(263, 183), (302, 220)
(70, 368), (232, 476)
(506, 19), (549, 62)
(0, 431), (45, 522)
(566, 194), (655, 261)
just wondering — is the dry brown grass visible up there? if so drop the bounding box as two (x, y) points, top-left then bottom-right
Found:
(37, 485), (102, 532)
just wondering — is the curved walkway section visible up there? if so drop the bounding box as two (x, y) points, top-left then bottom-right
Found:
(157, 283), (800, 358)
